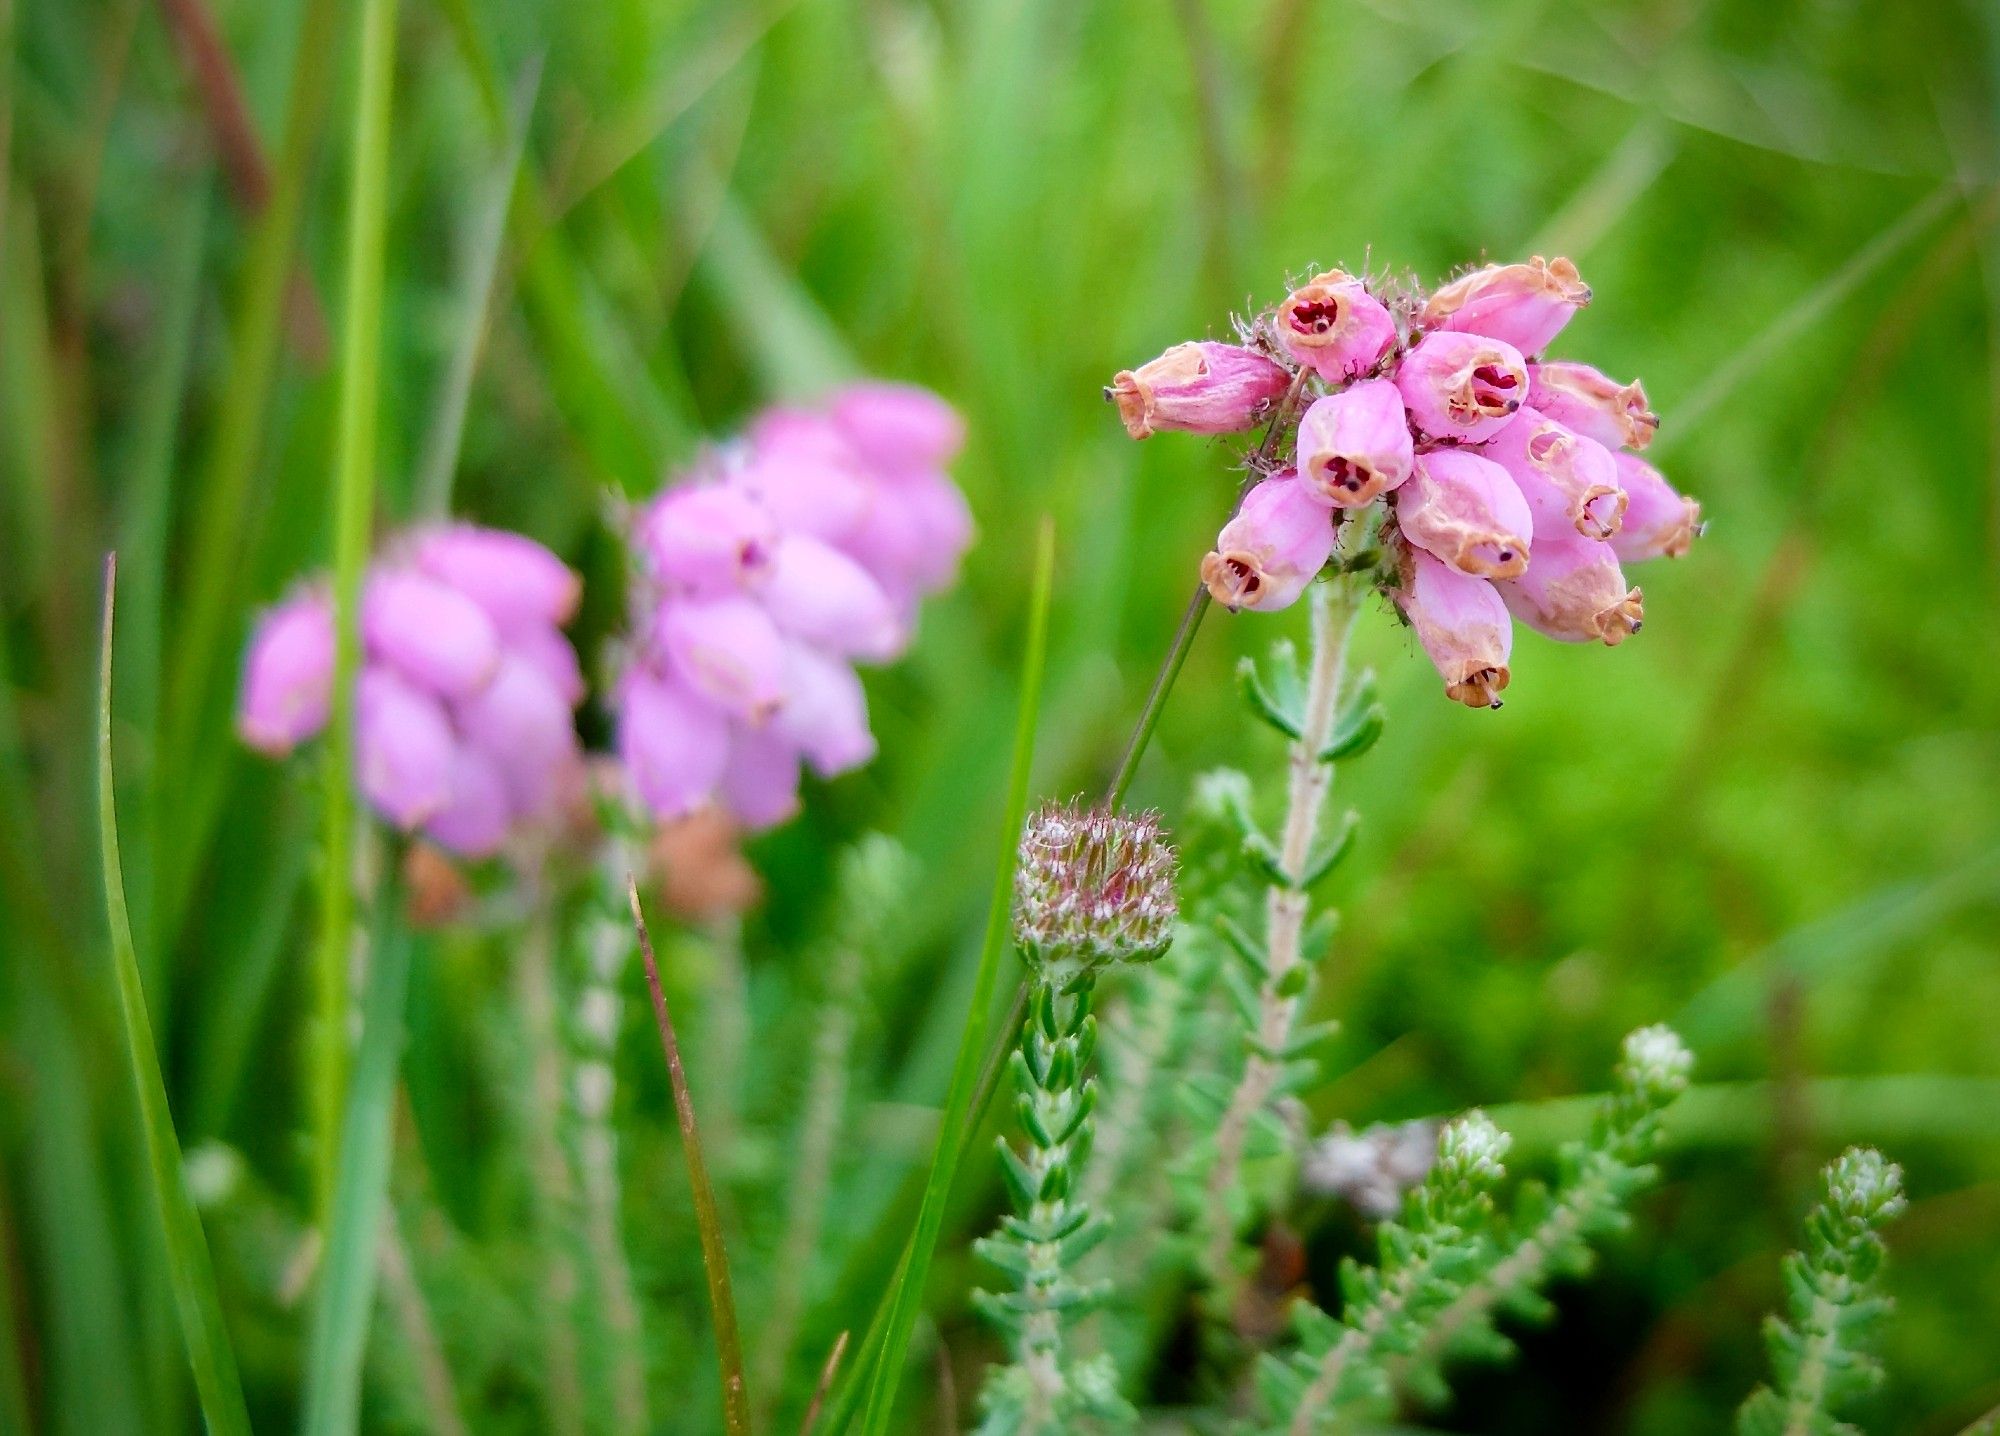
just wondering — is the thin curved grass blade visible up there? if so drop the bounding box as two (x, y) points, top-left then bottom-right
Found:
(96, 555), (254, 1436)
(856, 517), (1057, 1436)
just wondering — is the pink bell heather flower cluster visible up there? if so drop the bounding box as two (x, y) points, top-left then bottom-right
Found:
(238, 526), (586, 857)
(616, 383), (972, 830)
(1109, 257), (1701, 709)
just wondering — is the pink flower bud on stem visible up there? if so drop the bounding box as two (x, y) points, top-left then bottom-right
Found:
(1397, 550), (1512, 709)
(1200, 470), (1335, 612)
(1528, 361), (1658, 451)
(761, 534), (903, 661)
(1297, 379), (1414, 507)
(1609, 453), (1701, 561)
(1481, 407), (1626, 540)
(618, 671), (730, 819)
(641, 485), (777, 595)
(1421, 255), (1591, 356)
(659, 596), (788, 719)
(1013, 801), (1177, 971)
(1273, 271), (1398, 384)
(413, 524), (582, 630)
(1497, 533), (1644, 645)
(456, 652), (580, 815)
(719, 725), (803, 831)
(363, 569), (502, 700)
(238, 589), (335, 754)
(1395, 450), (1533, 579)
(1108, 341), (1291, 440)
(830, 382), (966, 468)
(1395, 331), (1529, 443)
(424, 745), (512, 858)
(357, 670), (457, 828)
(773, 644), (876, 777)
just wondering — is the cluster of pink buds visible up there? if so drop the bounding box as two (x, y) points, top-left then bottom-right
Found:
(238, 525), (587, 857)
(1109, 257), (1700, 708)
(1013, 800), (1178, 973)
(616, 382), (972, 829)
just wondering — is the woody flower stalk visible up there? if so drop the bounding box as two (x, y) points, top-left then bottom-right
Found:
(974, 802), (1177, 1434)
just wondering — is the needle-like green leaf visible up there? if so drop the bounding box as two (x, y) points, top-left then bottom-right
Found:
(857, 517), (1056, 1436)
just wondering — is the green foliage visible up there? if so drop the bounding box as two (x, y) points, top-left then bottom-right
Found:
(1256, 1028), (1694, 1430)
(1737, 1149), (1907, 1436)
(1399, 1025), (1696, 1404)
(973, 974), (1134, 1434)
(857, 521), (1056, 1436)
(97, 568), (253, 1436)
(5, 0), (1999, 1430)
(1256, 1112), (1512, 1433)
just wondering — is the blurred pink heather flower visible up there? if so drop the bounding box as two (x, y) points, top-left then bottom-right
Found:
(1274, 271), (1398, 384)
(237, 523), (586, 858)
(1420, 255), (1591, 356)
(1109, 253), (1698, 708)
(617, 381), (970, 830)
(1013, 800), (1177, 972)
(1108, 341), (1291, 440)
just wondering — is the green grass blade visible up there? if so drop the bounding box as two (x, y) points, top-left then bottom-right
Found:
(1663, 182), (1958, 442)
(630, 881), (747, 1435)
(116, 180), (212, 999)
(301, 850), (415, 1436)
(695, 193), (858, 400)
(1675, 846), (2000, 1053)
(1483, 1074), (2000, 1159)
(316, 0), (401, 1223)
(857, 517), (1056, 1436)
(96, 556), (253, 1436)
(556, 0), (805, 215)
(158, 0), (344, 935)
(413, 56), (542, 520)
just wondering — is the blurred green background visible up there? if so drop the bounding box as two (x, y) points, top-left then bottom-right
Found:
(3, 0), (1998, 1430)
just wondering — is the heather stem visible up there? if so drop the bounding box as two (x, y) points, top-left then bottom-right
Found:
(754, 935), (863, 1422)
(1106, 367), (1312, 809)
(571, 832), (650, 1434)
(376, 1205), (468, 1436)
(1200, 576), (1362, 1286)
(513, 900), (586, 1436)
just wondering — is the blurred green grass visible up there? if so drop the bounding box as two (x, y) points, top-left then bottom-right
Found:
(3, 0), (1998, 1430)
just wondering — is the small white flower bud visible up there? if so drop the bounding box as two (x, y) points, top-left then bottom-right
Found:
(1617, 1024), (1693, 1102)
(1436, 1109), (1511, 1183)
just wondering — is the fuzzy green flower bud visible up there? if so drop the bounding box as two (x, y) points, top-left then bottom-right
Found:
(1825, 1147), (1905, 1226)
(1435, 1109), (1512, 1186)
(1013, 801), (1178, 972)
